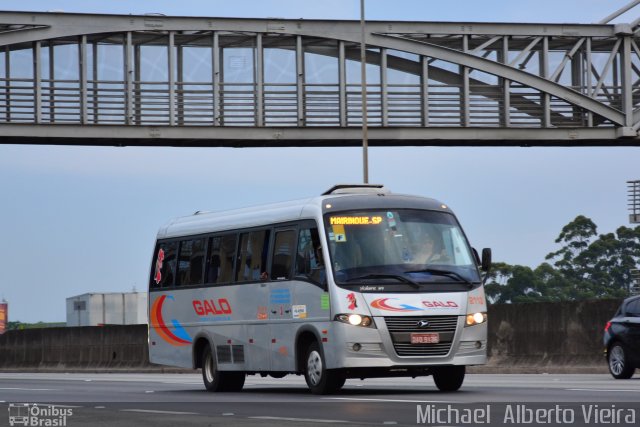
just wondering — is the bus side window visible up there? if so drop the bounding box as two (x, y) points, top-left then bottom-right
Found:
(151, 241), (177, 288)
(236, 230), (270, 282)
(177, 238), (205, 286)
(295, 228), (324, 283)
(206, 234), (237, 285)
(271, 230), (296, 280)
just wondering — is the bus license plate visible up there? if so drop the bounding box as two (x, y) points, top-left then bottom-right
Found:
(411, 333), (439, 344)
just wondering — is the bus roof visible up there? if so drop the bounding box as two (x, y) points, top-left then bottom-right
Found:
(156, 186), (449, 239)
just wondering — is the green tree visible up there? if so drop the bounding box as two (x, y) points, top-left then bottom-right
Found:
(545, 215), (597, 278)
(484, 262), (514, 303)
(485, 263), (543, 303)
(532, 262), (575, 301)
(486, 216), (640, 303)
(576, 225), (640, 298)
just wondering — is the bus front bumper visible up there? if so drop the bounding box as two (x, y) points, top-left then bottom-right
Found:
(325, 317), (487, 370)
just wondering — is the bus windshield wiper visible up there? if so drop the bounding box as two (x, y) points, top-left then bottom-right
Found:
(344, 274), (420, 289)
(404, 268), (474, 287)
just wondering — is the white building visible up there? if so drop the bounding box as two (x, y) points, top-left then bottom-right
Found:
(66, 292), (147, 327)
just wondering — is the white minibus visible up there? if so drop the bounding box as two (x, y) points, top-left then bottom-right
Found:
(148, 184), (490, 394)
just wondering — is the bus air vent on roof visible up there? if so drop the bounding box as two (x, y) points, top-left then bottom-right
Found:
(322, 184), (389, 195)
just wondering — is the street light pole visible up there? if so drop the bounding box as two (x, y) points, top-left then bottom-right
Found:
(360, 0), (369, 184)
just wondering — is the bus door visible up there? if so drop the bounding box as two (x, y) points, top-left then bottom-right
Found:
(233, 230), (271, 371)
(268, 227), (297, 371)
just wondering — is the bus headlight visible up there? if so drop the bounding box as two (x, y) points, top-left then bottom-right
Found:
(335, 314), (375, 328)
(465, 312), (487, 327)
(348, 314), (362, 325)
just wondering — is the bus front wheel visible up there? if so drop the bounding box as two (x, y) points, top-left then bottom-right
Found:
(432, 366), (465, 392)
(201, 344), (245, 392)
(303, 342), (346, 395)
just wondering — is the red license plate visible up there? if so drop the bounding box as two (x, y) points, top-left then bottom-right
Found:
(410, 333), (440, 344)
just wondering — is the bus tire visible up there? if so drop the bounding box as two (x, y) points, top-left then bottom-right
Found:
(304, 342), (346, 395)
(433, 366), (465, 392)
(201, 344), (223, 392)
(201, 344), (245, 392)
(222, 372), (246, 392)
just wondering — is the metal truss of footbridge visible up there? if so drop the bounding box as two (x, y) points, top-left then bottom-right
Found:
(1, 10), (640, 147)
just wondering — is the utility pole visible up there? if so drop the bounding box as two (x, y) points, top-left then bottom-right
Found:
(360, 0), (369, 183)
(628, 180), (639, 295)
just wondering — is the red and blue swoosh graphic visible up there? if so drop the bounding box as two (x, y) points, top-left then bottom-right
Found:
(151, 295), (192, 346)
(370, 297), (422, 312)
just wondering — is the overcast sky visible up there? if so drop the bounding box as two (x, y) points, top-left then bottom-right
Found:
(0, 1), (639, 322)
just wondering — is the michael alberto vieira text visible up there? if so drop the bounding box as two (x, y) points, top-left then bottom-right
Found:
(416, 404), (636, 424)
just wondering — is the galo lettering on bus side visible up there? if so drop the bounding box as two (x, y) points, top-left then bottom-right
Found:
(192, 299), (233, 316)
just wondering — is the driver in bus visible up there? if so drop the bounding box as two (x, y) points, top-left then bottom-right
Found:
(310, 245), (326, 284)
(423, 236), (449, 264)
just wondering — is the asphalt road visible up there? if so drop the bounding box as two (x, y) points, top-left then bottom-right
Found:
(1, 372), (639, 426)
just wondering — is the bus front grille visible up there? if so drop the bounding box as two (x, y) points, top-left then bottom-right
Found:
(383, 316), (459, 357)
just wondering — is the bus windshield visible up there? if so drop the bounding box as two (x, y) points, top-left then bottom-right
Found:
(324, 209), (480, 286)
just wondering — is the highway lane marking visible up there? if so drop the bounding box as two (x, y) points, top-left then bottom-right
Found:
(0, 388), (59, 391)
(247, 416), (350, 424)
(45, 405), (82, 408)
(249, 416), (349, 423)
(159, 381), (202, 385)
(566, 388), (640, 393)
(29, 404), (83, 408)
(120, 409), (199, 415)
(323, 397), (457, 403)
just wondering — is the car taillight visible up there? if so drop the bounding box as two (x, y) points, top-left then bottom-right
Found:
(604, 321), (611, 332)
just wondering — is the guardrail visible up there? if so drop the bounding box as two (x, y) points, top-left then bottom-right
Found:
(0, 299), (623, 372)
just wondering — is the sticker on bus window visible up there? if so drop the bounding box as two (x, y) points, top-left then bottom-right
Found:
(386, 212), (397, 228)
(154, 248), (165, 284)
(332, 224), (347, 242)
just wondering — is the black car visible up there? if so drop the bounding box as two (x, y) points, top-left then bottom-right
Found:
(604, 295), (640, 379)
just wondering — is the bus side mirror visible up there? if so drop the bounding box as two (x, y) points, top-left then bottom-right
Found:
(481, 248), (492, 272)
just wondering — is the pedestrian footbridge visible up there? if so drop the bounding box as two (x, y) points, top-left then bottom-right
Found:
(1, 11), (639, 146)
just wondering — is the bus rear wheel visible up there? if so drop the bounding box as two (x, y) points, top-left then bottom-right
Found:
(201, 344), (245, 392)
(433, 366), (465, 392)
(303, 342), (346, 395)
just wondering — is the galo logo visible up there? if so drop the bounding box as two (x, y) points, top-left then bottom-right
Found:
(151, 295), (192, 346)
(370, 298), (422, 312)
